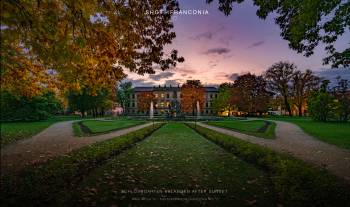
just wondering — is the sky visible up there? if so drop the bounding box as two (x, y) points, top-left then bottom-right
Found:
(124, 0), (350, 87)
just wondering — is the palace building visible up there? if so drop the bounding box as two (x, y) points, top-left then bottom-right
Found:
(125, 85), (218, 115)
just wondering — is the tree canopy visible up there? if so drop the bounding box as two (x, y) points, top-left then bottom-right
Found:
(208, 0), (350, 68)
(1, 0), (184, 97)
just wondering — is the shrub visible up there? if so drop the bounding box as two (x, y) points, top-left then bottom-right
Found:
(1, 123), (164, 206)
(187, 123), (350, 207)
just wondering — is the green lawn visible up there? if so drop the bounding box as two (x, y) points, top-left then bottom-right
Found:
(80, 119), (147, 134)
(206, 120), (276, 139)
(71, 123), (275, 206)
(0, 116), (82, 146)
(265, 116), (350, 150)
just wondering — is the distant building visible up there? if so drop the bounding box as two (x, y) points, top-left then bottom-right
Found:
(125, 85), (218, 115)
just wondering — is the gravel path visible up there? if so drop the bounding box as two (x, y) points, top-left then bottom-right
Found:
(1, 121), (153, 175)
(198, 121), (350, 183)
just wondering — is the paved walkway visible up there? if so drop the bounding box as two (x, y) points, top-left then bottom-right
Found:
(1, 121), (153, 175)
(198, 121), (350, 183)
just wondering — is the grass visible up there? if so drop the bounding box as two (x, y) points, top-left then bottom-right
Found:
(187, 123), (350, 207)
(206, 120), (276, 139)
(80, 119), (147, 134)
(0, 115), (83, 147)
(1, 123), (164, 206)
(265, 116), (350, 149)
(70, 123), (275, 206)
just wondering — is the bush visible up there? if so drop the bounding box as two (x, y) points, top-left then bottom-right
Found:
(1, 123), (164, 206)
(0, 91), (63, 121)
(187, 123), (350, 207)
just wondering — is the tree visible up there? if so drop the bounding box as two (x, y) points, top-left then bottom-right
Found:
(1, 0), (184, 97)
(117, 82), (133, 114)
(333, 77), (350, 122)
(265, 61), (295, 116)
(181, 80), (205, 115)
(137, 92), (156, 113)
(207, 0), (350, 67)
(213, 83), (239, 116)
(292, 69), (320, 116)
(234, 73), (271, 115)
(67, 87), (112, 117)
(308, 80), (335, 122)
(0, 91), (63, 121)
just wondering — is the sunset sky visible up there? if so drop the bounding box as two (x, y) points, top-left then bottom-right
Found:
(124, 0), (350, 87)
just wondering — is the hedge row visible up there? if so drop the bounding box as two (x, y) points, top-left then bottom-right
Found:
(1, 123), (164, 206)
(187, 123), (350, 207)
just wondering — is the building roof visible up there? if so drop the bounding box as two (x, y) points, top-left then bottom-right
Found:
(133, 86), (218, 92)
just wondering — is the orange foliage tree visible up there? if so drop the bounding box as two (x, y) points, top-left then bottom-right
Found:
(181, 80), (205, 115)
(137, 92), (156, 113)
(1, 0), (184, 97)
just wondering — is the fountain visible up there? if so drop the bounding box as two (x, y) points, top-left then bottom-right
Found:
(150, 101), (154, 119)
(196, 100), (200, 118)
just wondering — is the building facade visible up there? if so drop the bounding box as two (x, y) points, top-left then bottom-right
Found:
(125, 85), (218, 115)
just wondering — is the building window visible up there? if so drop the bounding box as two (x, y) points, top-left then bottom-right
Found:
(210, 94), (213, 98)
(155, 94), (158, 98)
(167, 93), (170, 98)
(173, 92), (177, 98)
(215, 94), (217, 98)
(206, 102), (208, 107)
(161, 93), (165, 98)
(132, 102), (135, 107)
(132, 94), (135, 99)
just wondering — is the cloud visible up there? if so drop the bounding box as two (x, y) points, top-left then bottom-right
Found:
(149, 71), (175, 81)
(314, 68), (350, 86)
(248, 40), (265, 48)
(122, 78), (156, 87)
(203, 47), (231, 55)
(175, 65), (197, 74)
(218, 35), (234, 45)
(227, 73), (239, 81)
(164, 79), (183, 86)
(190, 31), (214, 40)
(190, 26), (225, 41)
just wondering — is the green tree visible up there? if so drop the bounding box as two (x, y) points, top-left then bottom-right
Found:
(0, 91), (63, 121)
(117, 82), (133, 115)
(213, 83), (236, 116)
(333, 77), (350, 122)
(208, 0), (349, 67)
(308, 80), (335, 122)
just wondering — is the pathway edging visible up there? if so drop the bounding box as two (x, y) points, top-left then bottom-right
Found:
(198, 121), (350, 183)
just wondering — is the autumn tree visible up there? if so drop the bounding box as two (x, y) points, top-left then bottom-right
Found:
(137, 92), (156, 113)
(292, 70), (320, 116)
(265, 61), (295, 116)
(234, 73), (271, 115)
(1, 0), (184, 97)
(181, 80), (205, 116)
(208, 0), (350, 67)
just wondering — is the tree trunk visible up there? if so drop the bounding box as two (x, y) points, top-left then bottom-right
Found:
(283, 95), (292, 116)
(298, 104), (303, 117)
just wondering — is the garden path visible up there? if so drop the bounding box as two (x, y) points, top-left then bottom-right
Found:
(1, 121), (153, 175)
(198, 121), (350, 183)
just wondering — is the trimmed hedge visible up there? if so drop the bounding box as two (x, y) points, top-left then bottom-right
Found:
(1, 123), (164, 206)
(187, 123), (350, 207)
